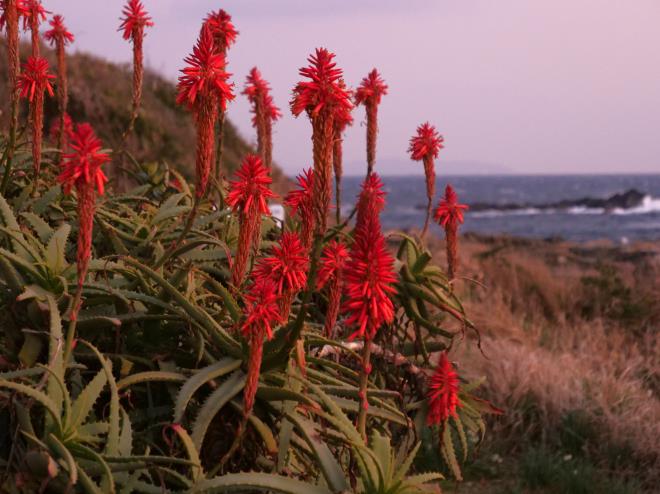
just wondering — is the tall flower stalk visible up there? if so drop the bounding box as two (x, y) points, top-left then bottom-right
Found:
(18, 56), (54, 190)
(291, 48), (352, 236)
(0, 0), (28, 193)
(203, 9), (238, 194)
(355, 172), (386, 231)
(355, 69), (388, 176)
(434, 184), (468, 281)
(243, 67), (281, 168)
(284, 168), (315, 250)
(409, 122), (444, 239)
(24, 0), (47, 56)
(44, 14), (74, 159)
(254, 232), (309, 321)
(226, 155), (275, 288)
(343, 173), (397, 439)
(241, 279), (283, 421)
(176, 26), (234, 201)
(57, 123), (109, 358)
(155, 26), (233, 268)
(219, 278), (282, 470)
(317, 240), (349, 338)
(426, 352), (461, 426)
(119, 0), (153, 144)
(333, 79), (353, 223)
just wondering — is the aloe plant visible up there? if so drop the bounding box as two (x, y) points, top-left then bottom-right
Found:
(0, 29), (499, 487)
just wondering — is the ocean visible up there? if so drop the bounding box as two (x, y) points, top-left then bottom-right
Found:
(341, 174), (660, 242)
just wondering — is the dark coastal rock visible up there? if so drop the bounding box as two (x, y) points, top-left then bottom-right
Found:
(464, 188), (646, 213)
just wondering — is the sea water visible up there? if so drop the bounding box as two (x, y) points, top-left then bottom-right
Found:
(340, 174), (660, 242)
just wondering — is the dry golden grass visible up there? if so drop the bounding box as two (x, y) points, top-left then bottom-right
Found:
(427, 233), (660, 485)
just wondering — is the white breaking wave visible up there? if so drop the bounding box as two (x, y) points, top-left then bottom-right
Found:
(467, 195), (660, 218)
(611, 195), (660, 215)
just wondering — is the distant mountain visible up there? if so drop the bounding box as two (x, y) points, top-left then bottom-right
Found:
(345, 158), (514, 176)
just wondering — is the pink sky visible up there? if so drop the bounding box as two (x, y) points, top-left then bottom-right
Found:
(42, 0), (660, 175)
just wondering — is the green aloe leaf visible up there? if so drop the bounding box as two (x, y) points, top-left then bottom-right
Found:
(190, 473), (334, 494)
(0, 379), (62, 430)
(67, 370), (107, 432)
(284, 412), (350, 493)
(45, 223), (70, 275)
(117, 371), (187, 390)
(170, 424), (204, 482)
(173, 358), (241, 423)
(46, 433), (79, 490)
(78, 341), (121, 456)
(191, 370), (245, 450)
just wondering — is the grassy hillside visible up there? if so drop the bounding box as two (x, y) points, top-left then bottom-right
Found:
(0, 42), (289, 192)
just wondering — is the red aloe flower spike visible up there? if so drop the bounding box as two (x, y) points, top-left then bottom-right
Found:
(253, 231), (309, 321)
(2, 0), (26, 177)
(317, 240), (349, 338)
(203, 9), (238, 55)
(201, 9), (237, 201)
(355, 69), (388, 175)
(226, 155), (275, 287)
(434, 184), (468, 280)
(18, 56), (55, 186)
(283, 168), (315, 249)
(355, 172), (386, 231)
(23, 0), (48, 56)
(57, 123), (110, 321)
(241, 278), (282, 418)
(220, 276), (281, 466)
(333, 79), (353, 223)
(44, 14), (74, 45)
(409, 122), (444, 239)
(0, 0), (28, 30)
(291, 48), (352, 235)
(243, 67), (281, 168)
(119, 0), (153, 41)
(241, 279), (283, 341)
(119, 0), (154, 149)
(44, 14), (74, 159)
(426, 352), (461, 426)
(342, 223), (397, 342)
(58, 123), (110, 195)
(343, 174), (396, 439)
(177, 26), (234, 199)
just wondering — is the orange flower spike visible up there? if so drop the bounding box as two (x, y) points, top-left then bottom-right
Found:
(409, 122), (444, 239)
(253, 231), (309, 320)
(291, 48), (352, 234)
(241, 279), (282, 420)
(203, 9), (238, 55)
(434, 184), (468, 280)
(243, 67), (281, 168)
(317, 240), (349, 338)
(177, 26), (234, 199)
(355, 69), (388, 174)
(343, 174), (397, 341)
(57, 123), (110, 320)
(45, 14), (74, 156)
(18, 56), (55, 184)
(23, 0), (48, 56)
(119, 0), (153, 142)
(283, 168), (315, 249)
(227, 155), (275, 287)
(355, 172), (386, 231)
(426, 352), (461, 425)
(333, 79), (353, 222)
